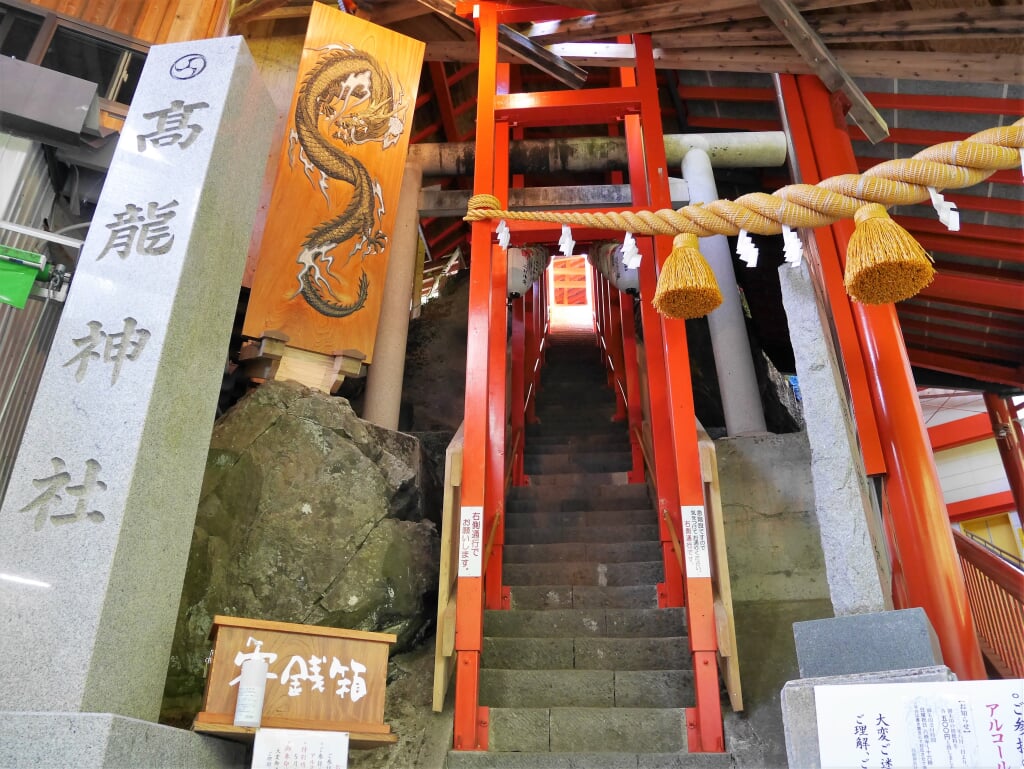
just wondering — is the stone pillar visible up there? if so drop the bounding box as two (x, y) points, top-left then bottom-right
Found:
(681, 148), (766, 435)
(0, 37), (273, 767)
(363, 162), (423, 430)
(778, 260), (889, 614)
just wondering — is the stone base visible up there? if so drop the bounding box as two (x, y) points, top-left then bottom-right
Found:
(0, 713), (245, 769)
(793, 607), (943, 678)
(780, 665), (955, 769)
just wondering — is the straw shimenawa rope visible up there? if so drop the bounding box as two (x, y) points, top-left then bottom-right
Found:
(465, 119), (1023, 315)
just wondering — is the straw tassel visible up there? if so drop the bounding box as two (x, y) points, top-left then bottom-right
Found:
(652, 233), (723, 319)
(844, 204), (935, 304)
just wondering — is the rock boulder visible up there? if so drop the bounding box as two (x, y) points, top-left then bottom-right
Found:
(161, 380), (438, 725)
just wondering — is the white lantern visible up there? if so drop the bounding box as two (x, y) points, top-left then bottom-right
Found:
(507, 247), (531, 297)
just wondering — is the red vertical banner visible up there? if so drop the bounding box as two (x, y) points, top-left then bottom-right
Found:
(243, 5), (425, 362)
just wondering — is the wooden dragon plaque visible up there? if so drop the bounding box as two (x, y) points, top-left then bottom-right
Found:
(243, 5), (424, 363)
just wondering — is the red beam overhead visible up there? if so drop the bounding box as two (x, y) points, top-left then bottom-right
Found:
(495, 87), (642, 126)
(947, 490), (1016, 523)
(429, 61), (460, 142)
(929, 413), (993, 451)
(909, 349), (1024, 389)
(913, 232), (1024, 264)
(919, 272), (1024, 314)
(684, 116), (782, 132)
(903, 329), (1021, 362)
(864, 92), (1024, 115)
(950, 193), (1024, 218)
(898, 304), (1024, 339)
(900, 216), (1024, 246)
(677, 86), (775, 103)
(899, 318), (1024, 351)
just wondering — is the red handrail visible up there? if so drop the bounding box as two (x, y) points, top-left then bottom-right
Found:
(953, 529), (1024, 678)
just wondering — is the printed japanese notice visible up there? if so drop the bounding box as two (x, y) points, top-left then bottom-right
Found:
(815, 678), (1024, 769)
(457, 505), (484, 577)
(253, 728), (349, 769)
(681, 505), (711, 578)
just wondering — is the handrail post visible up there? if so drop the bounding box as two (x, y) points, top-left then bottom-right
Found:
(511, 296), (527, 486)
(633, 33), (724, 751)
(452, 2), (500, 750)
(525, 284), (540, 425)
(619, 54), (684, 612)
(619, 289), (646, 484)
(607, 280), (629, 422)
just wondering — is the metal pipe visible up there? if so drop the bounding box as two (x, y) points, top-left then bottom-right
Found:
(407, 131), (787, 176)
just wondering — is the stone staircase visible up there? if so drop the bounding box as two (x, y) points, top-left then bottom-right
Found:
(448, 329), (731, 769)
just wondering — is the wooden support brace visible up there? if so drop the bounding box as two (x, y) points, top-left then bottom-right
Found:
(757, 0), (889, 143)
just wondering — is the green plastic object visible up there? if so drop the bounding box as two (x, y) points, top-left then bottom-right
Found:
(0, 244), (48, 310)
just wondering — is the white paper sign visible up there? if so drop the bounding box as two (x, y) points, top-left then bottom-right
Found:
(681, 505), (711, 578)
(816, 679), (1024, 769)
(457, 505), (483, 577)
(252, 728), (349, 769)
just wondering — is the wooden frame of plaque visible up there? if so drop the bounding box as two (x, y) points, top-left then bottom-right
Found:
(193, 616), (397, 747)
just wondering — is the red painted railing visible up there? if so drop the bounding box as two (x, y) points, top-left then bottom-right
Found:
(953, 529), (1024, 678)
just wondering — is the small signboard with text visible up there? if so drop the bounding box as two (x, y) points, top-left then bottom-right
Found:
(194, 615), (397, 746)
(253, 728), (349, 769)
(815, 678), (1024, 769)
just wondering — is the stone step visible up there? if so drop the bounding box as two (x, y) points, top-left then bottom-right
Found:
(525, 471), (631, 486)
(484, 607), (687, 639)
(525, 452), (634, 474)
(447, 750), (734, 769)
(508, 585), (659, 610)
(525, 435), (629, 453)
(486, 707), (688, 753)
(479, 669), (693, 709)
(483, 635), (691, 670)
(503, 560), (664, 587)
(504, 523), (660, 545)
(508, 488), (651, 514)
(504, 541), (663, 564)
(528, 422), (627, 437)
(504, 509), (656, 529)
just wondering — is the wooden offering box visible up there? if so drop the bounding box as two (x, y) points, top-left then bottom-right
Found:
(194, 616), (397, 747)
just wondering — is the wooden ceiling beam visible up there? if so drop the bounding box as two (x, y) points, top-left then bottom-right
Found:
(228, 0), (288, 31)
(423, 41), (1024, 84)
(413, 0), (588, 88)
(359, 3), (432, 25)
(525, 0), (871, 43)
(756, 0), (888, 143)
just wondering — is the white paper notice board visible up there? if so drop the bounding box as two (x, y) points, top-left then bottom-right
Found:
(815, 679), (1023, 769)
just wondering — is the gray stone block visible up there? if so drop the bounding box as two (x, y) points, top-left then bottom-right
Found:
(0, 713), (245, 769)
(481, 669), (614, 707)
(614, 670), (693, 708)
(574, 637), (690, 670)
(793, 608), (943, 678)
(549, 707), (686, 753)
(483, 636), (574, 668)
(606, 608), (687, 637)
(781, 665), (955, 769)
(572, 585), (659, 609)
(488, 708), (551, 752)
(485, 608), (606, 637)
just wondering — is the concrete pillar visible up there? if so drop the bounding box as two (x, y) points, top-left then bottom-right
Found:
(681, 148), (766, 435)
(363, 162), (423, 429)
